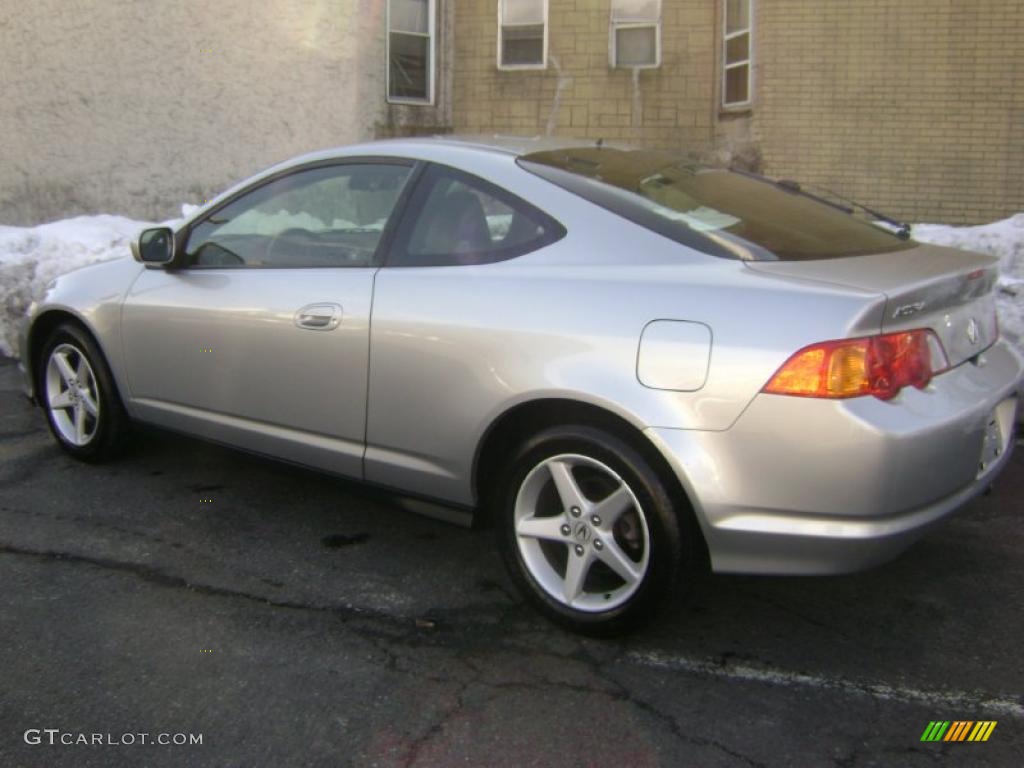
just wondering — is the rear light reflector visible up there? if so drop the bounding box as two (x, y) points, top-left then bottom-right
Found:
(763, 330), (949, 400)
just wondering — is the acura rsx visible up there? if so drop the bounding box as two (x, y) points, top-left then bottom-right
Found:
(17, 137), (1022, 633)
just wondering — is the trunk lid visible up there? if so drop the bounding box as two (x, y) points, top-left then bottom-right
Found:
(746, 242), (1000, 367)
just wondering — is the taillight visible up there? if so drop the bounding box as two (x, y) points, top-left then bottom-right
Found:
(763, 330), (949, 401)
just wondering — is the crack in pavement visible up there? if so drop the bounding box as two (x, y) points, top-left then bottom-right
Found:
(0, 541), (390, 622)
(378, 642), (771, 768)
(399, 677), (471, 768)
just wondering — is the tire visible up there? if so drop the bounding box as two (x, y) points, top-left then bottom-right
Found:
(37, 322), (131, 462)
(496, 423), (695, 635)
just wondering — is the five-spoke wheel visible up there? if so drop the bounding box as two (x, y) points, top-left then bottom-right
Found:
(497, 423), (696, 635)
(514, 453), (650, 611)
(45, 342), (101, 447)
(39, 323), (130, 461)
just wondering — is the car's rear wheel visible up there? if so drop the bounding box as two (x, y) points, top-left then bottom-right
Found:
(496, 424), (690, 635)
(39, 323), (130, 461)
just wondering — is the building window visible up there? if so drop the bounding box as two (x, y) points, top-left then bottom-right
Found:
(610, 0), (661, 69)
(722, 0), (752, 107)
(498, 0), (547, 69)
(388, 0), (434, 103)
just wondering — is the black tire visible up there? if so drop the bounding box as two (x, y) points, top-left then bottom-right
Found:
(495, 423), (697, 635)
(37, 322), (131, 462)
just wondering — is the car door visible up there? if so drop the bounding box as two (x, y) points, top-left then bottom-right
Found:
(121, 159), (416, 478)
(365, 163), (566, 502)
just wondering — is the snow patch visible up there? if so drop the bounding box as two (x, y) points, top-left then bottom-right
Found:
(0, 206), (201, 357)
(911, 214), (1024, 353)
(0, 215), (154, 356)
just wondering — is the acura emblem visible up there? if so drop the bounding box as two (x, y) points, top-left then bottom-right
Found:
(966, 317), (980, 345)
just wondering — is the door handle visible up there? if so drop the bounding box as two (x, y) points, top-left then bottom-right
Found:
(294, 303), (342, 331)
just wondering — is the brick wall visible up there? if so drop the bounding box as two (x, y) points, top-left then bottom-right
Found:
(452, 1), (1023, 225)
(755, 0), (1024, 224)
(452, 0), (717, 151)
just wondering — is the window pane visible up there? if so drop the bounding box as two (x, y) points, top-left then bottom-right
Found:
(611, 0), (660, 22)
(726, 0), (750, 34)
(725, 64), (749, 105)
(726, 32), (749, 65)
(521, 148), (915, 262)
(501, 25), (544, 66)
(185, 165), (412, 268)
(502, 0), (544, 26)
(389, 32), (429, 99)
(615, 26), (657, 67)
(397, 168), (556, 266)
(389, 0), (429, 34)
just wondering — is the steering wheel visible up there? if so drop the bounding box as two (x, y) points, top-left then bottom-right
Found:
(265, 227), (316, 262)
(192, 242), (245, 267)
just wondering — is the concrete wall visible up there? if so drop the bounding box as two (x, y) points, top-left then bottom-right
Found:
(0, 0), (447, 225)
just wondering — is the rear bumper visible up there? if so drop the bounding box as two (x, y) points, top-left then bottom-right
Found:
(647, 339), (1023, 575)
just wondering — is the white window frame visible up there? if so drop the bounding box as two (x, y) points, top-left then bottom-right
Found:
(722, 0), (753, 108)
(386, 0), (436, 105)
(497, 0), (549, 71)
(609, 1), (662, 69)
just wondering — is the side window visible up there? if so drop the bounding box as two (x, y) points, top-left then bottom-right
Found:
(722, 0), (753, 107)
(498, 0), (548, 69)
(184, 163), (413, 268)
(389, 166), (564, 267)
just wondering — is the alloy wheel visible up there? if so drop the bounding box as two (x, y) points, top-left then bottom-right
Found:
(514, 453), (651, 612)
(45, 343), (101, 447)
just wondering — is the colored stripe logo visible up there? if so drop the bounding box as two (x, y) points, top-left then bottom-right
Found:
(920, 721), (997, 742)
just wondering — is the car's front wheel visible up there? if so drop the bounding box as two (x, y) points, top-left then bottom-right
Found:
(38, 322), (130, 461)
(496, 424), (692, 635)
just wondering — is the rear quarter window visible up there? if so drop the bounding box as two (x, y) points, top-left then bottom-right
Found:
(387, 164), (566, 267)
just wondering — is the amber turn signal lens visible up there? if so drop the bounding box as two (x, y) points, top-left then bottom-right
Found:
(763, 330), (947, 400)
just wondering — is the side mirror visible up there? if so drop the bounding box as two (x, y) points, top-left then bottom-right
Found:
(132, 227), (175, 266)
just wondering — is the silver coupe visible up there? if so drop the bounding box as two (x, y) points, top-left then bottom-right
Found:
(17, 137), (1022, 633)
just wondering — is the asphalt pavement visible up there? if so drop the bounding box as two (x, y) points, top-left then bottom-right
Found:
(0, 356), (1021, 767)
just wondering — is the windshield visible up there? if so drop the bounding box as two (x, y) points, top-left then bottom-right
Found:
(519, 147), (915, 261)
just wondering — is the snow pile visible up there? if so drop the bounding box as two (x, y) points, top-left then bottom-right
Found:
(0, 205), (201, 357)
(911, 214), (1024, 353)
(0, 215), (150, 356)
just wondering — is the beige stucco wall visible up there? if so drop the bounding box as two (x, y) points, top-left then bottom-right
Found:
(0, 0), (448, 225)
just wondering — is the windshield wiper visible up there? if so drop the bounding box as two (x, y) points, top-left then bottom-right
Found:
(773, 178), (854, 215)
(778, 179), (912, 240)
(735, 170), (862, 219)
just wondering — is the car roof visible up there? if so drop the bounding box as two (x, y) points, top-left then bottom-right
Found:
(180, 135), (627, 231)
(275, 134), (607, 168)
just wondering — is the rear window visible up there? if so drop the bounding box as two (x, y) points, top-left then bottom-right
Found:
(519, 147), (915, 261)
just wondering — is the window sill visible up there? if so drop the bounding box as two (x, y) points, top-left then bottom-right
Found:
(387, 98), (436, 107)
(611, 62), (661, 70)
(497, 63), (548, 72)
(719, 105), (753, 118)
